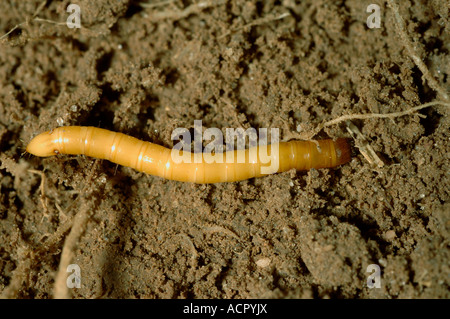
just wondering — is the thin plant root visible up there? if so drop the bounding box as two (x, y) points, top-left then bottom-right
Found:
(53, 202), (91, 299)
(297, 101), (450, 140)
(178, 233), (198, 268)
(0, 0), (47, 41)
(1, 158), (100, 299)
(28, 169), (49, 218)
(53, 160), (100, 299)
(32, 17), (70, 27)
(136, 0), (176, 10)
(139, 0), (226, 21)
(323, 101), (450, 130)
(0, 1), (84, 44)
(386, 0), (449, 101)
(218, 12), (291, 39)
(345, 121), (384, 168)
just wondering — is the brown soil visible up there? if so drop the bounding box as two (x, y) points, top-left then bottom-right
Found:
(0, 0), (449, 299)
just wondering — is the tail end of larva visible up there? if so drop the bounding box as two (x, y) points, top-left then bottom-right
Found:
(26, 131), (57, 157)
(334, 138), (352, 167)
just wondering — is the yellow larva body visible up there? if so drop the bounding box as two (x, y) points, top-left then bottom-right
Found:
(26, 126), (351, 183)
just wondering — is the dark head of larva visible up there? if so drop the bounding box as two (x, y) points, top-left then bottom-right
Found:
(333, 138), (352, 166)
(26, 131), (58, 157)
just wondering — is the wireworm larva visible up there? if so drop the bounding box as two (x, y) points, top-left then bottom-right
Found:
(26, 126), (351, 183)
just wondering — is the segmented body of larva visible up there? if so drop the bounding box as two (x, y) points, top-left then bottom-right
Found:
(26, 126), (351, 183)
